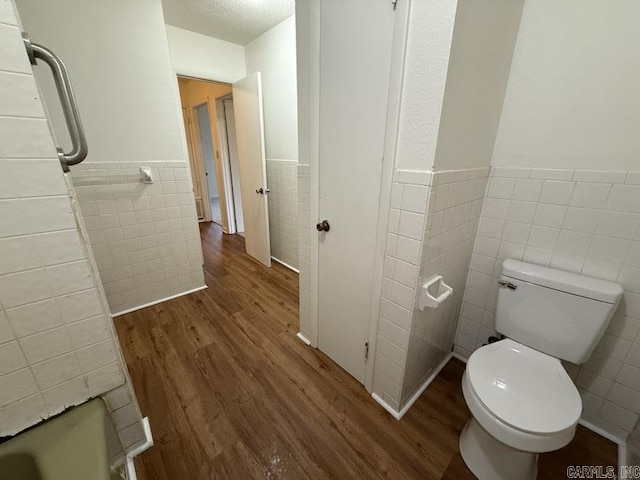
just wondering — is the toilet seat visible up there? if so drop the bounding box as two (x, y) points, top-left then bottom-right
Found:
(463, 339), (581, 452)
(468, 338), (581, 433)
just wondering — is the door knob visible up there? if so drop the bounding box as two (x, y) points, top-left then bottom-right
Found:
(316, 220), (330, 232)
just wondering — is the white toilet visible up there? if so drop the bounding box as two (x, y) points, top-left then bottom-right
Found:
(459, 259), (623, 480)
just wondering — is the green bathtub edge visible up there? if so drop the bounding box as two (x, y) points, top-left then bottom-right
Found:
(0, 398), (112, 480)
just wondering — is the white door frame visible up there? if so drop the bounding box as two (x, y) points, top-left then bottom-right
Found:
(190, 102), (215, 223)
(221, 98), (245, 236)
(182, 105), (213, 223)
(301, 0), (411, 393)
(216, 94), (238, 234)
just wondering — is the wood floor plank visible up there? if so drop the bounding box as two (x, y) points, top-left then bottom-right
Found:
(115, 222), (618, 479)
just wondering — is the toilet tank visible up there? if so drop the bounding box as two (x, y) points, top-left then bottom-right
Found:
(495, 259), (623, 364)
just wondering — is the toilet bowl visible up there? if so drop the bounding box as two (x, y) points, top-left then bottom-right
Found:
(459, 339), (581, 480)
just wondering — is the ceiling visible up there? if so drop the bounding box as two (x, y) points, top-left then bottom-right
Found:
(160, 0), (295, 46)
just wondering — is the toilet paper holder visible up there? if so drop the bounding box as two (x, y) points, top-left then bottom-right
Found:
(419, 275), (453, 310)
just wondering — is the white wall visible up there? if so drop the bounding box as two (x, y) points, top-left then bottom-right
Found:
(433, 0), (524, 171)
(17, 0), (206, 315)
(394, 0), (458, 171)
(0, 1), (145, 454)
(245, 15), (298, 162)
(166, 25), (246, 83)
(19, 0), (186, 162)
(492, 0), (640, 170)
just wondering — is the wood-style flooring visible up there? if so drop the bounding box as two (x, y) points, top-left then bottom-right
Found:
(114, 222), (617, 479)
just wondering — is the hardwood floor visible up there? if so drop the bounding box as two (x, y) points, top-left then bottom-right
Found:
(114, 222), (617, 479)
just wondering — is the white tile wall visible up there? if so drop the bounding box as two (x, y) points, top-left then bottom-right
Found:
(297, 165), (313, 341)
(69, 161), (205, 315)
(103, 384), (146, 451)
(373, 169), (431, 411)
(373, 168), (488, 411)
(0, 0), (146, 455)
(266, 159), (299, 270)
(402, 168), (489, 402)
(457, 167), (640, 440)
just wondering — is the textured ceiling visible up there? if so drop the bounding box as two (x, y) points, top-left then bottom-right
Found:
(161, 0), (295, 46)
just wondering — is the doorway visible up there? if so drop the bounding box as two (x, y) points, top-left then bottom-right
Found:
(178, 77), (231, 225)
(177, 74), (272, 267)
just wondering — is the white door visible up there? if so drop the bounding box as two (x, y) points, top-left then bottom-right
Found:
(232, 73), (271, 266)
(317, 0), (396, 383)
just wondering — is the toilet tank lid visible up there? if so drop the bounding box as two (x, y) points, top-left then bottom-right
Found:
(502, 259), (623, 304)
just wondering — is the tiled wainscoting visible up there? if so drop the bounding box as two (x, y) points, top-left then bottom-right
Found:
(103, 383), (147, 456)
(402, 168), (489, 402)
(457, 167), (640, 440)
(373, 168), (488, 413)
(0, 3), (145, 456)
(374, 169), (431, 411)
(266, 159), (299, 270)
(70, 161), (205, 315)
(297, 165), (313, 343)
(0, 190), (130, 437)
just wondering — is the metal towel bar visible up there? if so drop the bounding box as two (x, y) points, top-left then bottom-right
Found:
(23, 33), (88, 173)
(71, 168), (154, 186)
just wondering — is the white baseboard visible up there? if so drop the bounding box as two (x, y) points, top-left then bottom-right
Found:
(372, 353), (453, 421)
(397, 353), (453, 419)
(125, 417), (153, 480)
(577, 419), (627, 470)
(371, 393), (402, 420)
(296, 332), (312, 346)
(112, 285), (207, 317)
(578, 419), (624, 445)
(271, 256), (300, 273)
(451, 351), (468, 363)
(619, 441), (627, 470)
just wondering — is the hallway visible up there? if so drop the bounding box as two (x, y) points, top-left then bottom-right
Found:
(114, 223), (617, 479)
